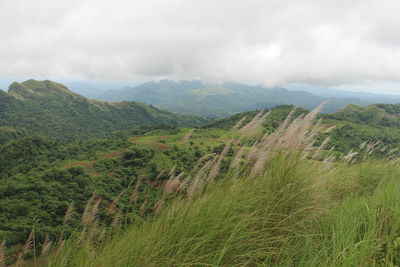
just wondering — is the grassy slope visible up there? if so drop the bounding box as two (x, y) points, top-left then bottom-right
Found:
(45, 108), (400, 267)
(47, 157), (400, 267)
(320, 104), (400, 155)
(207, 104), (400, 156)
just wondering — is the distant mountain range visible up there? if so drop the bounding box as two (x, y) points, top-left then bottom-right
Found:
(59, 80), (142, 98)
(286, 84), (400, 105)
(0, 80), (206, 144)
(91, 80), (369, 117)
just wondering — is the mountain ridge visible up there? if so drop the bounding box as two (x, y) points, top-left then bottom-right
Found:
(94, 79), (365, 117)
(329, 103), (400, 128)
(0, 80), (207, 144)
(286, 84), (400, 103)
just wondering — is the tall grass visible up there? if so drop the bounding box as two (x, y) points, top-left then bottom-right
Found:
(46, 154), (317, 266)
(44, 107), (400, 266)
(46, 161), (400, 266)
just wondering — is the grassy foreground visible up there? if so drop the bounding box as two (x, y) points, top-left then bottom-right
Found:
(45, 158), (400, 267)
(44, 110), (400, 267)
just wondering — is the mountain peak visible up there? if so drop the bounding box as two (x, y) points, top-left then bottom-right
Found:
(8, 79), (73, 99)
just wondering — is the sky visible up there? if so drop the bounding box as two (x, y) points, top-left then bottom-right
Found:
(1, 0), (400, 93)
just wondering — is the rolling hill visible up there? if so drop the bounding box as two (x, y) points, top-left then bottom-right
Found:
(0, 80), (207, 144)
(328, 103), (400, 128)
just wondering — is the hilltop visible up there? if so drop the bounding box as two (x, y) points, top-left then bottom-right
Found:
(0, 80), (207, 144)
(329, 103), (400, 127)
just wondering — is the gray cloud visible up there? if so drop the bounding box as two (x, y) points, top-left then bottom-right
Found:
(1, 0), (400, 90)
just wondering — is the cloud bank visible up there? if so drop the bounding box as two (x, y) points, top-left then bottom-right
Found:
(1, 0), (400, 88)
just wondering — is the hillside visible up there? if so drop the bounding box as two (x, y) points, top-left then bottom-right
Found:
(0, 80), (206, 143)
(95, 80), (363, 117)
(39, 105), (400, 267)
(1, 103), (400, 265)
(0, 126), (239, 250)
(328, 103), (400, 128)
(202, 103), (400, 156)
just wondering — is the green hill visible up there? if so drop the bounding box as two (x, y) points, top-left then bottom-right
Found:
(0, 80), (206, 144)
(329, 103), (400, 127)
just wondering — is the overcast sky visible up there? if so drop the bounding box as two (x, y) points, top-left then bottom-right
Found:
(1, 0), (400, 93)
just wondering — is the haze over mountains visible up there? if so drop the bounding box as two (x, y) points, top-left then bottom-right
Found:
(70, 79), (399, 117)
(287, 84), (400, 105)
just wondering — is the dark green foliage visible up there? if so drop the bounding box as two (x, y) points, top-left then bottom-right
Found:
(0, 167), (92, 245)
(0, 135), (131, 177)
(0, 127), (27, 144)
(0, 129), (206, 246)
(0, 136), (60, 175)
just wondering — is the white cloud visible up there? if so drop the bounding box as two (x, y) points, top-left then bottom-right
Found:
(1, 0), (400, 91)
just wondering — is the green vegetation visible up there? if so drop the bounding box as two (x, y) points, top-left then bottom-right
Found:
(43, 106), (400, 266)
(0, 125), (240, 252)
(3, 86), (400, 266)
(0, 80), (206, 144)
(328, 103), (400, 128)
(321, 104), (400, 155)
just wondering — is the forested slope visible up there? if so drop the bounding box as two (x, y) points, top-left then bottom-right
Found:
(0, 80), (206, 143)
